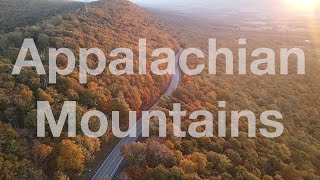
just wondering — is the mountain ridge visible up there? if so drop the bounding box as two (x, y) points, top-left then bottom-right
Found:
(0, 0), (180, 179)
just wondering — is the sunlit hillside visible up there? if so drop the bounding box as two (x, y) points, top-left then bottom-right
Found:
(0, 0), (179, 179)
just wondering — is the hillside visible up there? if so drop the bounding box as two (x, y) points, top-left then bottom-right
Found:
(118, 6), (320, 180)
(0, 0), (179, 179)
(0, 0), (85, 33)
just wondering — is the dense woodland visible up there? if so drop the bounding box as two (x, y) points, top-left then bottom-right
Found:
(0, 0), (179, 179)
(0, 0), (320, 180)
(118, 9), (320, 180)
(0, 0), (84, 33)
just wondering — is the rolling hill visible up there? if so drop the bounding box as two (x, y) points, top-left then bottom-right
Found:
(0, 0), (179, 179)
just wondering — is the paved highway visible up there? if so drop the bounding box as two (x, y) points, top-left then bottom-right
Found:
(92, 49), (183, 180)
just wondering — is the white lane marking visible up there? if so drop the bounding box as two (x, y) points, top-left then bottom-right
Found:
(93, 49), (183, 180)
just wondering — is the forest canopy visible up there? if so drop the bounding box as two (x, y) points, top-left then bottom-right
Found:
(0, 0), (180, 179)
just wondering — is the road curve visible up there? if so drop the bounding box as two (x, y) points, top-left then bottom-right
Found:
(92, 49), (183, 180)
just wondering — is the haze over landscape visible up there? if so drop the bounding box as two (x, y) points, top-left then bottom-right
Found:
(132, 0), (320, 33)
(0, 0), (319, 180)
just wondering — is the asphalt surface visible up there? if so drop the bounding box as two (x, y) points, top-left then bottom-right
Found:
(92, 49), (183, 180)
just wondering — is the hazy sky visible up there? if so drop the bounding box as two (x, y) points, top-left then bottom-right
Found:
(130, 0), (282, 12)
(73, 0), (99, 2)
(129, 0), (291, 21)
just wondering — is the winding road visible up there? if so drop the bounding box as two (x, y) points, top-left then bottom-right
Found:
(92, 49), (183, 180)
